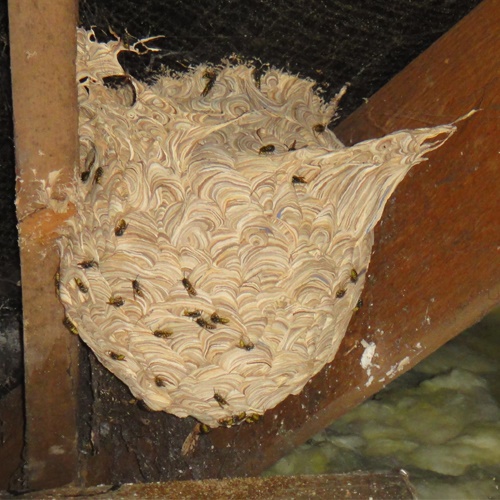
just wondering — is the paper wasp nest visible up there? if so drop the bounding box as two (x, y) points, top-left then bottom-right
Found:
(58, 29), (455, 427)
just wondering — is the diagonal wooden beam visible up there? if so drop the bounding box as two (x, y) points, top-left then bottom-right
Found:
(9, 0), (80, 491)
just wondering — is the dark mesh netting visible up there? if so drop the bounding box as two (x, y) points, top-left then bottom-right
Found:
(0, 0), (482, 402)
(79, 0), (481, 118)
(0, 5), (22, 397)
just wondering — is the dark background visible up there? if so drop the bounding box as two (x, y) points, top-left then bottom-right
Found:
(0, 0), (482, 409)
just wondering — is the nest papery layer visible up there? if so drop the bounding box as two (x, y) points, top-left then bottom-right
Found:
(57, 29), (455, 427)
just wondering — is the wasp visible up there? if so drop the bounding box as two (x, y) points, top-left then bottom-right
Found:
(63, 316), (78, 335)
(155, 376), (166, 387)
(238, 338), (255, 351)
(219, 412), (247, 427)
(107, 296), (125, 307)
(109, 351), (125, 361)
(235, 412), (247, 423)
(114, 219), (128, 236)
(336, 289), (346, 299)
(353, 298), (363, 312)
(201, 69), (217, 97)
(196, 317), (216, 330)
(182, 277), (197, 297)
(181, 422), (211, 456)
(74, 277), (88, 293)
(210, 312), (229, 324)
(78, 259), (98, 269)
(245, 413), (261, 424)
(183, 309), (202, 318)
(213, 391), (229, 408)
(350, 268), (359, 283)
(313, 123), (326, 134)
(153, 329), (174, 339)
(54, 271), (61, 297)
(93, 166), (104, 185)
(259, 144), (275, 155)
(218, 416), (236, 428)
(292, 175), (307, 184)
(132, 278), (144, 299)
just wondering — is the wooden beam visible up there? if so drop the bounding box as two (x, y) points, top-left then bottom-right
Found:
(9, 0), (80, 490)
(194, 0), (499, 478)
(14, 472), (416, 499)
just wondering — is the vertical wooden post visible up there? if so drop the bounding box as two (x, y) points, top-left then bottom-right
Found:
(9, 0), (80, 490)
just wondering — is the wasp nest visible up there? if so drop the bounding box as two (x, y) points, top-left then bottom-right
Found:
(57, 29), (455, 427)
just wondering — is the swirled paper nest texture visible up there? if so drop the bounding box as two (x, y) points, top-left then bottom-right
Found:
(57, 29), (455, 427)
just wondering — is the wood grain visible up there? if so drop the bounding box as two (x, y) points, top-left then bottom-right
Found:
(17, 472), (416, 499)
(9, 0), (80, 490)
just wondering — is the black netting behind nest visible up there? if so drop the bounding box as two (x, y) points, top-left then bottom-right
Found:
(0, 4), (22, 396)
(79, 0), (481, 118)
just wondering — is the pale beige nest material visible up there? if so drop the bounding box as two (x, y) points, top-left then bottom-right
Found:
(57, 28), (455, 428)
